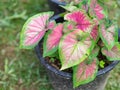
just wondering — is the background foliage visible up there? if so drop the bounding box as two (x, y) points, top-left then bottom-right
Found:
(0, 0), (120, 90)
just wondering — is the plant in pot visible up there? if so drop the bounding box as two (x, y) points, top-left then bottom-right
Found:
(20, 0), (120, 89)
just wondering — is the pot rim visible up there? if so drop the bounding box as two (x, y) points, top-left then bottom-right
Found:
(35, 14), (120, 79)
(35, 42), (119, 79)
(49, 0), (66, 6)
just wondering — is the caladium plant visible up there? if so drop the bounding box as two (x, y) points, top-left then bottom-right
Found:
(20, 0), (119, 88)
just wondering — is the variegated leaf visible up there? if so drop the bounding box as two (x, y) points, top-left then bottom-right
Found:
(99, 25), (118, 50)
(20, 12), (54, 49)
(64, 10), (93, 31)
(59, 29), (95, 70)
(43, 24), (63, 57)
(90, 0), (105, 20)
(102, 43), (120, 61)
(73, 58), (98, 87)
(90, 25), (99, 40)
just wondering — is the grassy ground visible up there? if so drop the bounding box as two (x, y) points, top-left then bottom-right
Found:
(0, 0), (120, 90)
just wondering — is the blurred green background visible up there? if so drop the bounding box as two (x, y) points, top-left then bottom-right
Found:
(0, 0), (120, 90)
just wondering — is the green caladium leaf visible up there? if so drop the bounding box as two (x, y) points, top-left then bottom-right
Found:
(102, 43), (120, 61)
(99, 24), (118, 50)
(73, 57), (98, 88)
(60, 2), (78, 12)
(59, 29), (95, 70)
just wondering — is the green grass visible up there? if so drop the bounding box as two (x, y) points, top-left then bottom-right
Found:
(105, 63), (120, 90)
(0, 0), (120, 90)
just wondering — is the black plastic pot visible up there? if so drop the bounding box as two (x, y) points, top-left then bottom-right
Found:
(35, 15), (120, 90)
(47, 0), (66, 15)
(35, 42), (119, 90)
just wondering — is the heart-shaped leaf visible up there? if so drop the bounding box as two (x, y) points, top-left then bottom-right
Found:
(99, 25), (118, 50)
(64, 10), (93, 31)
(43, 24), (63, 57)
(20, 12), (54, 49)
(90, 25), (99, 40)
(73, 58), (98, 88)
(90, 0), (105, 20)
(59, 29), (95, 70)
(102, 43), (120, 61)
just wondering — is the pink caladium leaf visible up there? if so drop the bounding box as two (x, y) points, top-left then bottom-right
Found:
(102, 43), (120, 61)
(99, 24), (118, 50)
(73, 58), (98, 87)
(20, 12), (54, 49)
(64, 10), (93, 31)
(90, 0), (105, 20)
(43, 24), (64, 57)
(59, 29), (95, 70)
(90, 25), (99, 40)
(48, 20), (56, 29)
